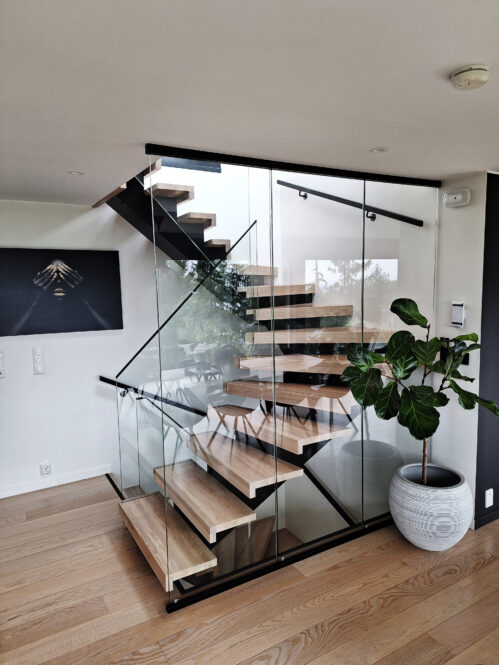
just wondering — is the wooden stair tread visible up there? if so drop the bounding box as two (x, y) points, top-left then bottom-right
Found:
(237, 283), (315, 297)
(247, 304), (353, 320)
(118, 494), (216, 590)
(205, 239), (230, 252)
(187, 431), (303, 498)
(93, 183), (126, 208)
(234, 265), (278, 277)
(146, 183), (194, 203)
(177, 212), (216, 229)
(224, 380), (353, 414)
(235, 354), (389, 376)
(230, 410), (349, 454)
(246, 327), (392, 345)
(153, 461), (255, 543)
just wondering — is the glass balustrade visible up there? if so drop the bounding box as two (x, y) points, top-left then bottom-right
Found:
(112, 153), (438, 609)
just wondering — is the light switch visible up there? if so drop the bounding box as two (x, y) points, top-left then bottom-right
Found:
(451, 301), (465, 328)
(32, 347), (46, 375)
(0, 351), (5, 378)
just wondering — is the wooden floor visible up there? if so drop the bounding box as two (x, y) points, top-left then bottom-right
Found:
(1, 476), (498, 665)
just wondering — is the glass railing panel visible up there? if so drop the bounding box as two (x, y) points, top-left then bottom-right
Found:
(270, 171), (365, 554)
(146, 169), (277, 602)
(362, 181), (438, 521)
(146, 155), (260, 325)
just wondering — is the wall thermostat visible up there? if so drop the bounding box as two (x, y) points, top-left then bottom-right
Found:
(451, 301), (465, 328)
(443, 189), (471, 208)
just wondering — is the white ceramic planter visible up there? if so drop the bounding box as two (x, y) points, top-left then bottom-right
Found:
(389, 463), (473, 551)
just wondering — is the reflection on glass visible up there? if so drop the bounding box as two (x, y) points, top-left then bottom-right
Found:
(362, 182), (438, 521)
(113, 157), (439, 605)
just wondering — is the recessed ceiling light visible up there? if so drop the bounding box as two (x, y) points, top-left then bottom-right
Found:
(67, 170), (85, 176)
(450, 64), (490, 90)
(369, 146), (388, 153)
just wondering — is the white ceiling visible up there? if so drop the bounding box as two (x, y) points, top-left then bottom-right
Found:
(1, 0), (498, 205)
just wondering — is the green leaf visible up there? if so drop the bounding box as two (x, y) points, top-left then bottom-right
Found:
(390, 298), (429, 329)
(453, 333), (479, 342)
(385, 330), (415, 362)
(448, 379), (478, 409)
(411, 385), (449, 407)
(464, 343), (481, 353)
(412, 338), (442, 366)
(450, 368), (475, 383)
(346, 345), (384, 372)
(397, 386), (440, 440)
(391, 353), (419, 380)
(474, 395), (499, 416)
(448, 380), (499, 415)
(349, 367), (383, 406)
(375, 381), (401, 420)
(430, 359), (446, 374)
(340, 365), (362, 383)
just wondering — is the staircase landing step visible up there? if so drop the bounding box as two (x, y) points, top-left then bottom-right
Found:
(154, 461), (255, 543)
(146, 183), (194, 203)
(224, 380), (353, 414)
(247, 304), (353, 320)
(118, 493), (216, 591)
(187, 431), (303, 498)
(177, 212), (216, 229)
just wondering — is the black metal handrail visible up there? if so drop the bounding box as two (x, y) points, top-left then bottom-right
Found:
(277, 180), (424, 227)
(99, 375), (207, 417)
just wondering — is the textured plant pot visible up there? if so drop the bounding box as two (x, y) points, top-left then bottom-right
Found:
(389, 463), (473, 551)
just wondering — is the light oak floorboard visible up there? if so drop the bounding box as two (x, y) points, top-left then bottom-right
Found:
(308, 554), (499, 665)
(1, 476), (498, 665)
(437, 626), (499, 665)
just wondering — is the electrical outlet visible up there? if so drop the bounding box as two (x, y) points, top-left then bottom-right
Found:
(39, 462), (51, 477)
(485, 488), (494, 509)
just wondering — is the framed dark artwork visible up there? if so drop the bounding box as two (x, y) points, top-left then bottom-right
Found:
(0, 248), (123, 336)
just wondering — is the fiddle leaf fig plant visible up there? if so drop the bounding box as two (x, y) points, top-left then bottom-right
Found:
(341, 298), (499, 485)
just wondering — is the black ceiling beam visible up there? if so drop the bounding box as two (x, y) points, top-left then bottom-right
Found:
(145, 143), (441, 189)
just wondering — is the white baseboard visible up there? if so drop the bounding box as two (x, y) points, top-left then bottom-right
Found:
(0, 465), (112, 498)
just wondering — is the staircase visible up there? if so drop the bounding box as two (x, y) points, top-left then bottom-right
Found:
(105, 175), (231, 261)
(104, 168), (393, 601)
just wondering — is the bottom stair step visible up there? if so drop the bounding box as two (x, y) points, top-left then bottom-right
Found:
(118, 493), (217, 591)
(154, 461), (256, 543)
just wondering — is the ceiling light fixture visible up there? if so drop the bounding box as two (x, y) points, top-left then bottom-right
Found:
(67, 170), (85, 176)
(369, 146), (388, 153)
(450, 64), (490, 91)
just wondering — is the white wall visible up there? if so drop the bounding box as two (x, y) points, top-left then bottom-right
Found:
(0, 200), (157, 497)
(432, 172), (487, 510)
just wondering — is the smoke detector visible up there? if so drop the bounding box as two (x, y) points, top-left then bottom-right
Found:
(450, 64), (490, 90)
